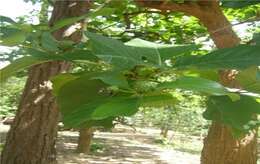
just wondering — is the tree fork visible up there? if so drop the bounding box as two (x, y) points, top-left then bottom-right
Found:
(0, 1), (91, 164)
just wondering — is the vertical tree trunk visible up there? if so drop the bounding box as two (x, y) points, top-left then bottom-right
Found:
(134, 1), (257, 164)
(160, 124), (169, 138)
(0, 1), (90, 164)
(77, 128), (94, 154)
(198, 4), (257, 164)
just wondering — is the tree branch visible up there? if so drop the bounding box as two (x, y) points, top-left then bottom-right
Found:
(135, 0), (201, 17)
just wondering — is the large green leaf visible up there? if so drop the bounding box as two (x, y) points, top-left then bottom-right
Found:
(140, 93), (177, 107)
(0, 56), (44, 82)
(0, 48), (98, 82)
(53, 73), (110, 127)
(53, 73), (134, 128)
(237, 67), (260, 94)
(80, 117), (115, 129)
(62, 95), (140, 127)
(0, 27), (27, 46)
(40, 32), (59, 51)
(174, 45), (260, 70)
(203, 96), (260, 136)
(51, 73), (79, 96)
(50, 15), (86, 32)
(91, 96), (139, 120)
(26, 46), (99, 62)
(85, 32), (141, 69)
(62, 99), (104, 127)
(252, 33), (260, 45)
(91, 71), (129, 89)
(0, 15), (16, 24)
(157, 76), (229, 96)
(86, 32), (198, 69)
(125, 38), (199, 62)
(54, 74), (108, 114)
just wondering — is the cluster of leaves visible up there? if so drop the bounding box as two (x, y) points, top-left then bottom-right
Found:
(87, 0), (207, 44)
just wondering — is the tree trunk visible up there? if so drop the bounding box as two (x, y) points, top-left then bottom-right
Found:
(0, 1), (90, 164)
(135, 1), (257, 163)
(198, 4), (257, 164)
(77, 128), (94, 154)
(202, 122), (257, 164)
(160, 125), (169, 138)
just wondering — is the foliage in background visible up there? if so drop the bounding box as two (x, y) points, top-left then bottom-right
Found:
(131, 91), (209, 136)
(0, 77), (26, 118)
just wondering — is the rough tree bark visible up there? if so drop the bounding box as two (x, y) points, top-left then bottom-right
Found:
(197, 4), (257, 164)
(135, 1), (257, 164)
(0, 1), (90, 164)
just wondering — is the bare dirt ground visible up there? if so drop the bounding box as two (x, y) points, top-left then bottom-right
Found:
(1, 124), (200, 164)
(56, 126), (200, 164)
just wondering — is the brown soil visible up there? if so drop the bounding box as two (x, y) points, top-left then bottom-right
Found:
(1, 124), (200, 164)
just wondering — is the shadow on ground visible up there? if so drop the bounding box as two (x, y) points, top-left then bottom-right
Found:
(56, 130), (200, 164)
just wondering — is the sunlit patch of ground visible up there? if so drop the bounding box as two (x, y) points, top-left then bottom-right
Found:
(56, 126), (200, 164)
(1, 123), (260, 164)
(0, 124), (202, 164)
(1, 124), (260, 164)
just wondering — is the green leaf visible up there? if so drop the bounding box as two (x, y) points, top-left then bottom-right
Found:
(125, 38), (199, 62)
(25, 48), (98, 62)
(203, 96), (260, 136)
(51, 73), (78, 96)
(180, 69), (219, 81)
(0, 57), (43, 82)
(62, 49), (99, 62)
(88, 7), (115, 17)
(40, 32), (59, 51)
(62, 99), (103, 127)
(91, 96), (139, 120)
(158, 76), (229, 96)
(0, 27), (27, 46)
(80, 117), (115, 129)
(237, 67), (260, 93)
(140, 93), (176, 107)
(0, 47), (98, 82)
(0, 15), (16, 24)
(50, 7), (115, 32)
(53, 73), (116, 127)
(58, 40), (75, 49)
(174, 45), (260, 70)
(53, 72), (139, 127)
(54, 74), (108, 115)
(85, 32), (141, 69)
(91, 71), (129, 89)
(252, 33), (260, 45)
(86, 32), (198, 69)
(221, 0), (260, 8)
(50, 15), (86, 32)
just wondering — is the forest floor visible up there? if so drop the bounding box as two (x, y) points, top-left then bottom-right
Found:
(0, 124), (201, 164)
(56, 125), (201, 164)
(1, 124), (260, 164)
